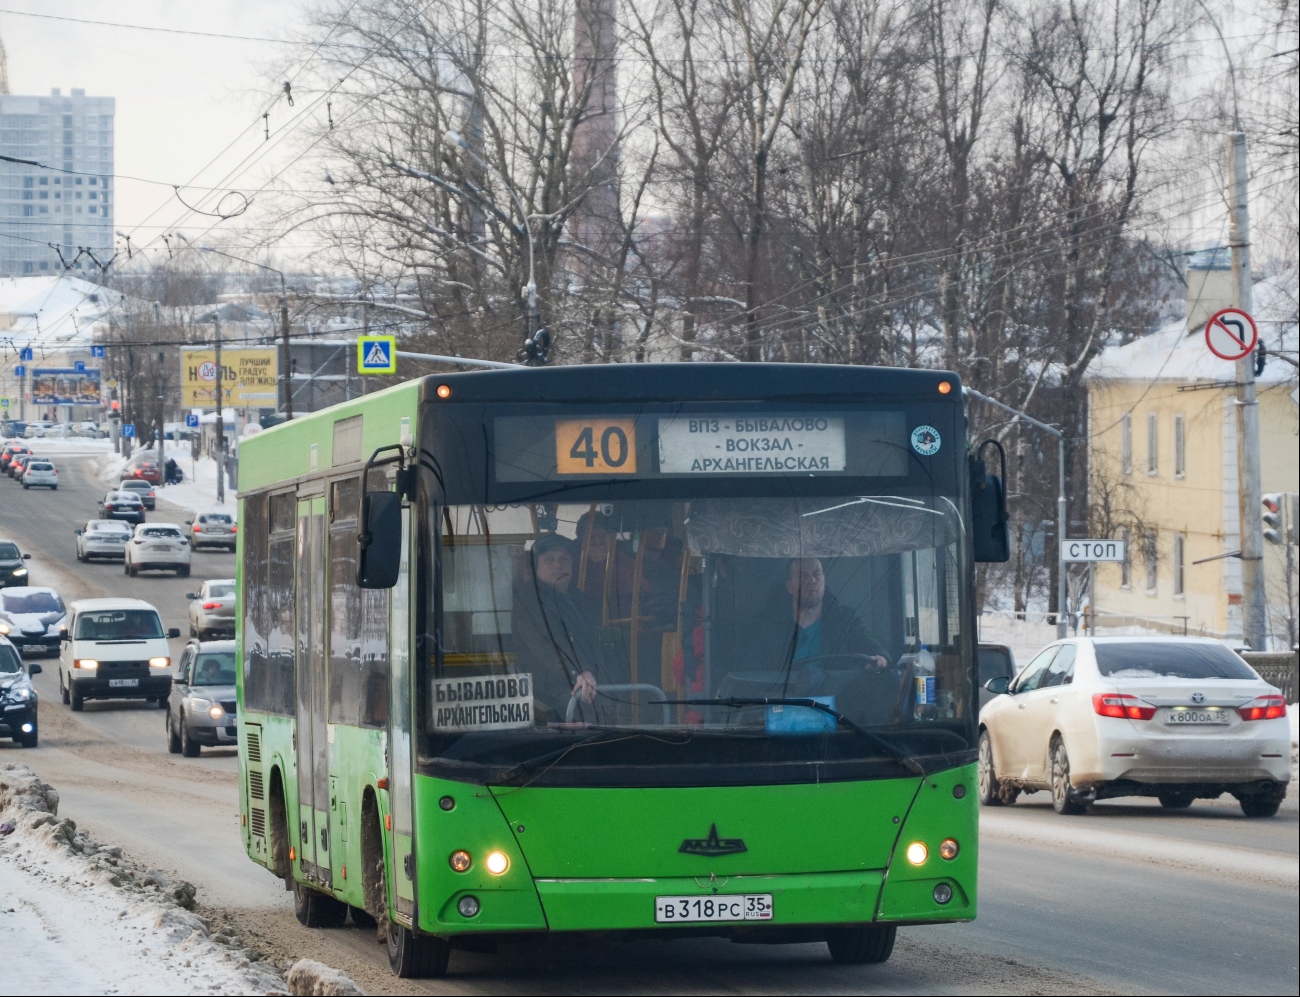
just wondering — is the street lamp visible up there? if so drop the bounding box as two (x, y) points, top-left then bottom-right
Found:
(443, 130), (547, 363)
(197, 308), (226, 505)
(200, 246), (294, 419)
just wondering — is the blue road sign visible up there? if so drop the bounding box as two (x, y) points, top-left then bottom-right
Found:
(13, 365), (25, 378)
(0, 398), (8, 408)
(357, 335), (397, 375)
(122, 423), (136, 438)
(74, 360), (86, 372)
(20, 348), (33, 361)
(186, 413), (200, 428)
(90, 345), (106, 358)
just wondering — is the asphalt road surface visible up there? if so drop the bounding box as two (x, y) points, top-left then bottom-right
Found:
(2, 453), (1296, 995)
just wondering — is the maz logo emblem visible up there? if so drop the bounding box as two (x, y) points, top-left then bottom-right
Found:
(679, 824), (747, 857)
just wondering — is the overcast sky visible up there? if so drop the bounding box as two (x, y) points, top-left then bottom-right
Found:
(3, 0), (312, 262)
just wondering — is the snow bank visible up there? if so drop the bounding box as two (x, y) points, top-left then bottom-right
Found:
(94, 443), (237, 520)
(0, 762), (285, 995)
(286, 959), (365, 996)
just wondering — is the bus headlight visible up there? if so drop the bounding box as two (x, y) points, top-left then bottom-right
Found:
(449, 850), (472, 873)
(933, 883), (953, 905)
(906, 842), (928, 865)
(939, 838), (959, 860)
(484, 851), (509, 875)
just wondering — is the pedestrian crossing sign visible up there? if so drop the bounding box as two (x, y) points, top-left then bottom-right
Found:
(357, 335), (397, 375)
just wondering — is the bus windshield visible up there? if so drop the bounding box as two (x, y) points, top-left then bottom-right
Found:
(427, 495), (971, 785)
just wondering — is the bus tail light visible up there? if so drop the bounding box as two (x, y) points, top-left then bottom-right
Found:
(1238, 696), (1286, 721)
(1092, 693), (1156, 720)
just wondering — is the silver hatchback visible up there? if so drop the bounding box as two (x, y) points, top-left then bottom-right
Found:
(187, 579), (236, 638)
(166, 640), (237, 756)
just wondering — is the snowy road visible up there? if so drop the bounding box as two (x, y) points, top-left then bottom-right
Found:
(2, 455), (1296, 995)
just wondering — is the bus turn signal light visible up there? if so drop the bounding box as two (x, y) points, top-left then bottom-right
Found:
(437, 384), (452, 399)
(939, 838), (959, 860)
(937, 380), (952, 394)
(1238, 695), (1286, 721)
(449, 850), (472, 872)
(906, 842), (928, 865)
(1092, 692), (1156, 720)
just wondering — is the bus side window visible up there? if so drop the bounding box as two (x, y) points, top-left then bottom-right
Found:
(327, 484), (390, 729)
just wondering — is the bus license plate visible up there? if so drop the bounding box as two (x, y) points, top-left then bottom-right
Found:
(654, 894), (773, 923)
(109, 678), (139, 688)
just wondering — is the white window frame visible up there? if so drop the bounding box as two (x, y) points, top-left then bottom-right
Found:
(1172, 533), (1185, 597)
(1146, 413), (1158, 476)
(1173, 413), (1185, 479)
(1120, 414), (1132, 476)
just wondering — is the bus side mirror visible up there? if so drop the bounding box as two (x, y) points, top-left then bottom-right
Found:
(357, 491), (401, 589)
(984, 675), (1011, 696)
(970, 443), (1010, 563)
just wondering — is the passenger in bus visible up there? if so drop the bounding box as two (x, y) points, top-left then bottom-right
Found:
(760, 557), (890, 673)
(511, 533), (602, 719)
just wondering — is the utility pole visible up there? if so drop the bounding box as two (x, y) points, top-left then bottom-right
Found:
(213, 313), (225, 506)
(280, 292), (293, 419)
(1228, 132), (1266, 649)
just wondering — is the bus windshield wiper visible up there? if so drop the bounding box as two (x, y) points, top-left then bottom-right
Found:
(666, 698), (925, 776)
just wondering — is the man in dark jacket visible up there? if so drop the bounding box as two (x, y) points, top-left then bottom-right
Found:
(511, 533), (602, 720)
(757, 557), (890, 672)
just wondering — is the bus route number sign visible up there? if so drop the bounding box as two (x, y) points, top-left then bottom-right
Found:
(555, 418), (638, 475)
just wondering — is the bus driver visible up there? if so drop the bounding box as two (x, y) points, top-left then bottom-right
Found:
(764, 557), (891, 673)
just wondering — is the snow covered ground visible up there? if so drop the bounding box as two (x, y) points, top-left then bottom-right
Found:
(93, 443), (237, 521)
(0, 763), (284, 995)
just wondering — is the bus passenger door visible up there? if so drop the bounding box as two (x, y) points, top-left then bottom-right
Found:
(295, 497), (331, 887)
(387, 506), (416, 921)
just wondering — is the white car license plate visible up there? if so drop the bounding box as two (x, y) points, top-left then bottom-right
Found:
(108, 678), (139, 688)
(1164, 708), (1228, 725)
(654, 894), (773, 923)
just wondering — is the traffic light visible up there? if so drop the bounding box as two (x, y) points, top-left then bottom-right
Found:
(1262, 494), (1283, 545)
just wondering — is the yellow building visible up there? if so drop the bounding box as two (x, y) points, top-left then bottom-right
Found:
(1086, 269), (1298, 648)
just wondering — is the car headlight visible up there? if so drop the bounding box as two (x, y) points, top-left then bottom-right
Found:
(0, 622), (10, 635)
(4, 686), (31, 703)
(188, 697), (214, 716)
(149, 656), (170, 668)
(12, 568), (27, 577)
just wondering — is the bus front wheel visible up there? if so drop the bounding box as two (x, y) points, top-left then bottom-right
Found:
(387, 923), (450, 978)
(294, 881), (347, 928)
(826, 924), (896, 965)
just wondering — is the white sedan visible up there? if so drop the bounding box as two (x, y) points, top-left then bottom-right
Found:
(76, 520), (133, 561)
(978, 636), (1290, 817)
(124, 523), (192, 577)
(21, 460), (57, 489)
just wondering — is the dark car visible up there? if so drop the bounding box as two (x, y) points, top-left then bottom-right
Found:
(0, 444), (30, 471)
(99, 490), (146, 524)
(977, 642), (1017, 712)
(0, 587), (66, 655)
(0, 637), (39, 747)
(167, 639), (237, 756)
(0, 539), (32, 589)
(118, 479), (157, 510)
(8, 453), (34, 479)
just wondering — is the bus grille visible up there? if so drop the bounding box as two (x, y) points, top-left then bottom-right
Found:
(246, 728), (261, 763)
(248, 769), (265, 801)
(250, 808), (266, 838)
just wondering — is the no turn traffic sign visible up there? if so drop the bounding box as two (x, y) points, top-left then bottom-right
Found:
(1204, 307), (1258, 361)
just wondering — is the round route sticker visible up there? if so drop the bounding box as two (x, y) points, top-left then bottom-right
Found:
(911, 425), (941, 456)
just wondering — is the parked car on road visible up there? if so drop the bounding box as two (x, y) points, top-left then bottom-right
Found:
(75, 520), (133, 562)
(0, 586), (67, 655)
(166, 639), (237, 756)
(187, 510), (237, 551)
(187, 579), (236, 638)
(0, 539), (31, 588)
(978, 636), (1292, 818)
(0, 636), (39, 747)
(57, 597), (179, 711)
(125, 523), (192, 577)
(21, 459), (58, 489)
(99, 490), (146, 524)
(117, 478), (156, 510)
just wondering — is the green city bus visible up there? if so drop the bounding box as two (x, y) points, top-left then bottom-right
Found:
(235, 363), (1008, 978)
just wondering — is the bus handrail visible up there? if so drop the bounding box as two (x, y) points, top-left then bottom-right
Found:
(565, 683), (670, 724)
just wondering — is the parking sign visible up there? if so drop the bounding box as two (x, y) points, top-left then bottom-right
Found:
(13, 365), (25, 378)
(20, 347), (33, 361)
(91, 345), (106, 358)
(122, 423), (136, 438)
(357, 335), (397, 375)
(186, 413), (200, 428)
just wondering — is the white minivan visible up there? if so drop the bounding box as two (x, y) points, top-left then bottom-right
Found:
(59, 598), (179, 711)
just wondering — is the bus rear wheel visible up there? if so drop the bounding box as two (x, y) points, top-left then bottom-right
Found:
(387, 923), (450, 978)
(826, 924), (896, 965)
(294, 881), (348, 928)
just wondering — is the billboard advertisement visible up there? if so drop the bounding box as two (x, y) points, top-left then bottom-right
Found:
(31, 368), (102, 405)
(181, 347), (279, 407)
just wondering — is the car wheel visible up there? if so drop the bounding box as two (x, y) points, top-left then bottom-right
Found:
(1157, 789), (1195, 810)
(977, 730), (1003, 806)
(1050, 737), (1089, 815)
(294, 881), (349, 929)
(178, 565), (190, 578)
(1237, 793), (1283, 818)
(22, 482), (28, 489)
(386, 920), (450, 978)
(76, 549), (84, 562)
(166, 712), (181, 754)
(60, 673), (70, 704)
(180, 722), (200, 757)
(826, 924), (896, 965)
(70, 689), (84, 712)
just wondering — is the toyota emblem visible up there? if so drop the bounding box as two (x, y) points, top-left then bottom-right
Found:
(1190, 691), (1205, 705)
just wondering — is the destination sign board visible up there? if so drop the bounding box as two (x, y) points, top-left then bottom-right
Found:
(658, 415), (847, 474)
